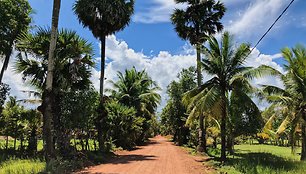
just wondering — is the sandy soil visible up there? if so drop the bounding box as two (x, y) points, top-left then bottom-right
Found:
(76, 135), (213, 174)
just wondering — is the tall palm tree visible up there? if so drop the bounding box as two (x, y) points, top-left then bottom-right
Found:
(260, 45), (306, 161)
(107, 67), (161, 142)
(183, 32), (274, 162)
(41, 0), (61, 161)
(73, 0), (134, 150)
(15, 27), (94, 156)
(171, 0), (226, 152)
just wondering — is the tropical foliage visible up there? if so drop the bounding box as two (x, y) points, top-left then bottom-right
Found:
(107, 67), (161, 143)
(161, 67), (197, 145)
(0, 0), (32, 83)
(182, 32), (274, 161)
(73, 0), (135, 151)
(1, 0), (306, 173)
(259, 45), (306, 161)
(171, 0), (226, 152)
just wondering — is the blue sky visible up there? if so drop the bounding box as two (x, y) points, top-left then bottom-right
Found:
(2, 0), (306, 109)
(28, 0), (306, 59)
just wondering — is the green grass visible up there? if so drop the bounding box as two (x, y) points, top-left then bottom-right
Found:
(0, 159), (45, 174)
(208, 144), (306, 174)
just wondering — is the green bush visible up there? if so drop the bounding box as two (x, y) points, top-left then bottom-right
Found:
(103, 101), (145, 150)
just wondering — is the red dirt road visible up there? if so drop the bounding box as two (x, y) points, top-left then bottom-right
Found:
(77, 136), (212, 174)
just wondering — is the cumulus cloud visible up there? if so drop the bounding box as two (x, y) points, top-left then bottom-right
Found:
(90, 35), (285, 111)
(246, 48), (285, 89)
(91, 35), (196, 111)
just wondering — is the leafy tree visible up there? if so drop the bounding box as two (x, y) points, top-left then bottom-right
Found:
(59, 87), (99, 152)
(183, 32), (274, 162)
(0, 0), (32, 83)
(171, 0), (226, 152)
(107, 67), (161, 143)
(73, 0), (135, 151)
(161, 67), (197, 145)
(1, 96), (24, 150)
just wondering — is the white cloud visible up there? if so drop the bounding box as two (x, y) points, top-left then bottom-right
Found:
(227, 0), (290, 39)
(134, 0), (292, 46)
(0, 51), (36, 105)
(90, 35), (285, 111)
(246, 48), (285, 89)
(90, 35), (196, 111)
(133, 0), (185, 23)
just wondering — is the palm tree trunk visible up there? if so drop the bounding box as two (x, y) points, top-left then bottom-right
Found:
(301, 124), (306, 160)
(196, 44), (202, 86)
(227, 121), (234, 155)
(97, 34), (106, 151)
(197, 115), (206, 152)
(28, 127), (37, 155)
(43, 0), (61, 162)
(221, 90), (227, 162)
(196, 44), (206, 152)
(100, 35), (106, 101)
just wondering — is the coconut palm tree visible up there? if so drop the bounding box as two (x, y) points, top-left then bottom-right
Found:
(15, 27), (94, 156)
(183, 32), (275, 162)
(107, 67), (161, 142)
(260, 45), (306, 161)
(171, 0), (226, 152)
(73, 0), (134, 150)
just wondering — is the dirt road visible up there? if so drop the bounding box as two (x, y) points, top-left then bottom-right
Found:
(77, 136), (212, 174)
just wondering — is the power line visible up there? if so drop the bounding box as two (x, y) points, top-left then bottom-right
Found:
(248, 0), (295, 56)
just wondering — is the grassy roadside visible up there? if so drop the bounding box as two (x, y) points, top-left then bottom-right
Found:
(183, 144), (306, 174)
(195, 144), (306, 174)
(0, 139), (115, 174)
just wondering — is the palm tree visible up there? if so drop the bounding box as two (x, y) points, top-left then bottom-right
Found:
(183, 32), (274, 162)
(260, 45), (306, 161)
(15, 27), (94, 156)
(41, 0), (61, 161)
(171, 0), (226, 152)
(107, 67), (161, 142)
(73, 0), (134, 150)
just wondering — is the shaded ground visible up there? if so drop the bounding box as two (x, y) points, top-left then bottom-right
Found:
(76, 136), (213, 174)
